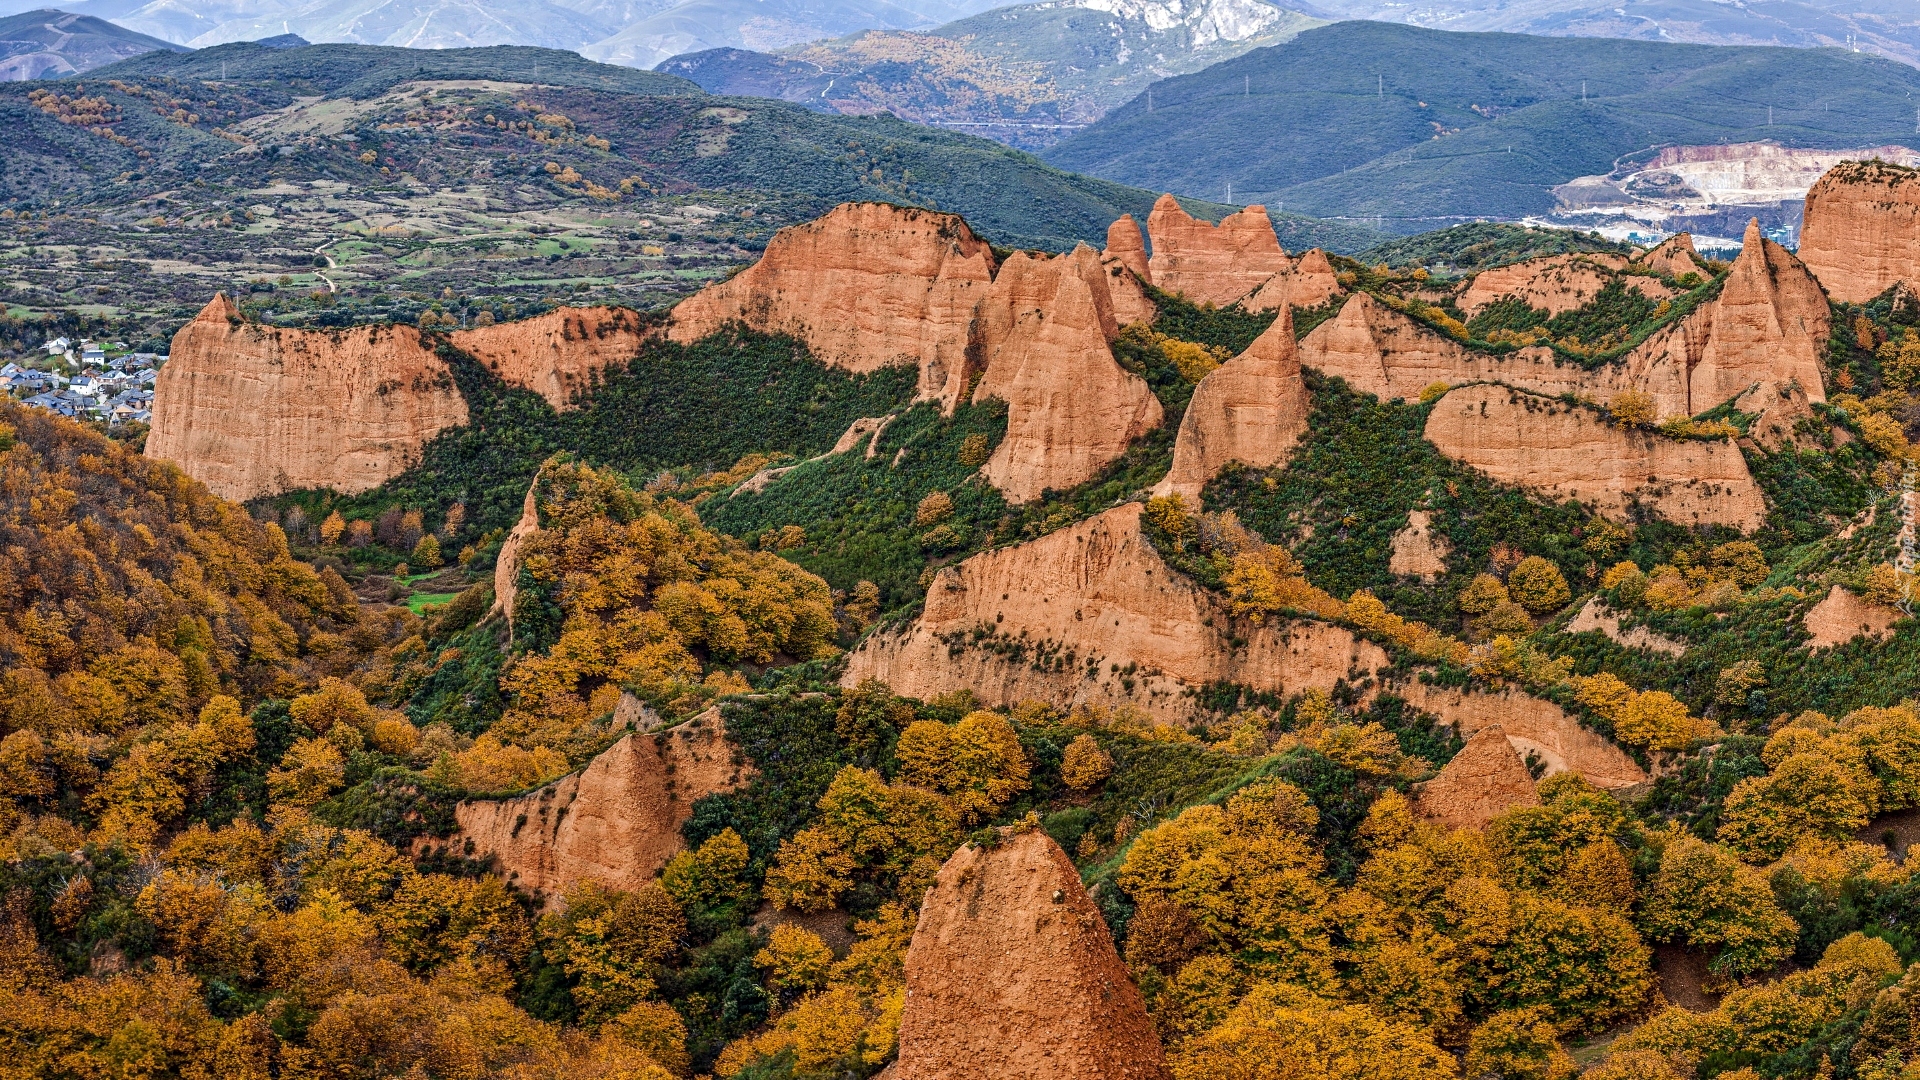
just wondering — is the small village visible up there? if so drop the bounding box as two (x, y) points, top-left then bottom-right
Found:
(8, 334), (159, 425)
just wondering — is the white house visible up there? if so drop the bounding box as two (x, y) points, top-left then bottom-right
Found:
(45, 337), (69, 356)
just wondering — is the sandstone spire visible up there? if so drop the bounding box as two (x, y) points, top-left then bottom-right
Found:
(146, 294), (469, 501)
(491, 479), (541, 623)
(1146, 194), (1292, 307)
(1156, 299), (1308, 496)
(897, 828), (1171, 1080)
(1103, 213), (1151, 281)
(1644, 233), (1708, 279)
(1687, 218), (1828, 411)
(1102, 213), (1158, 325)
(971, 245), (1162, 502)
(665, 202), (998, 408)
(1798, 159), (1920, 304)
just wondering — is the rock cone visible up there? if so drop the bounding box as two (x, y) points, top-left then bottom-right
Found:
(1102, 214), (1157, 326)
(146, 294), (468, 500)
(1645, 233), (1709, 279)
(1246, 247), (1341, 311)
(1687, 219), (1828, 412)
(898, 828), (1170, 1080)
(1156, 300), (1307, 496)
(1415, 725), (1541, 829)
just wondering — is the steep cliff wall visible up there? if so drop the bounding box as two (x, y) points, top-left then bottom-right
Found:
(1423, 385), (1766, 530)
(1798, 159), (1920, 304)
(843, 503), (1389, 723)
(1156, 301), (1308, 496)
(450, 306), (651, 409)
(490, 480), (540, 622)
(1145, 194), (1292, 307)
(146, 294), (468, 501)
(899, 828), (1169, 1080)
(1457, 253), (1648, 317)
(1687, 219), (1829, 411)
(665, 202), (997, 407)
(971, 246), (1163, 503)
(451, 702), (748, 901)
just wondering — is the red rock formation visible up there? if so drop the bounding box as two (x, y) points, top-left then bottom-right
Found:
(146, 294), (468, 501)
(665, 202), (997, 407)
(971, 246), (1163, 502)
(1457, 253), (1658, 317)
(1798, 159), (1920, 304)
(1387, 509), (1451, 581)
(1423, 385), (1766, 531)
(898, 828), (1171, 1080)
(491, 481), (540, 623)
(1645, 234), (1709, 279)
(1391, 680), (1648, 793)
(1246, 247), (1342, 312)
(451, 701), (749, 901)
(1146, 194), (1292, 307)
(1155, 302), (1307, 496)
(1414, 725), (1540, 829)
(1803, 585), (1903, 649)
(451, 306), (651, 409)
(1103, 213), (1151, 282)
(844, 503), (1388, 723)
(1686, 219), (1829, 410)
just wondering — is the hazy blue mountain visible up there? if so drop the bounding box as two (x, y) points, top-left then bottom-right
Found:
(0, 7), (182, 78)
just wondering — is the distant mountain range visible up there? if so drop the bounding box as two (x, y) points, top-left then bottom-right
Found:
(661, 0), (1323, 149)
(0, 8), (179, 79)
(1040, 21), (1920, 227)
(1300, 0), (1920, 70)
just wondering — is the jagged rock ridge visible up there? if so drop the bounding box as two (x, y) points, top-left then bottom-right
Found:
(451, 305), (652, 409)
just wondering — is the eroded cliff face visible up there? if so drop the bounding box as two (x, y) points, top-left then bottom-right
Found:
(451, 306), (651, 409)
(1145, 194), (1292, 307)
(1245, 247), (1342, 312)
(1689, 220), (1829, 410)
(491, 481), (540, 623)
(843, 503), (1389, 723)
(898, 828), (1169, 1080)
(1798, 160), (1920, 304)
(146, 294), (468, 501)
(1155, 302), (1308, 496)
(665, 202), (997, 407)
(1101, 214), (1157, 326)
(1645, 233), (1710, 279)
(972, 246), (1163, 503)
(1391, 680), (1649, 793)
(450, 701), (748, 901)
(1457, 253), (1656, 317)
(1423, 385), (1766, 530)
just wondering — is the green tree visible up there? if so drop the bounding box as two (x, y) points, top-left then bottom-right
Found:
(1640, 836), (1798, 975)
(1507, 556), (1571, 614)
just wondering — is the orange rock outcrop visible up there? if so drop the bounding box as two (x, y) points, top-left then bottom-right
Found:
(451, 701), (748, 902)
(1457, 253), (1656, 317)
(1414, 725), (1541, 829)
(1685, 219), (1829, 410)
(1387, 509), (1451, 581)
(1391, 680), (1649, 793)
(844, 503), (1388, 723)
(1423, 385), (1766, 530)
(146, 294), (468, 501)
(1803, 584), (1903, 650)
(1246, 247), (1342, 311)
(1564, 597), (1687, 656)
(1645, 234), (1710, 279)
(491, 481), (541, 623)
(1146, 194), (1292, 307)
(665, 202), (997, 407)
(451, 306), (650, 409)
(1155, 302), (1308, 496)
(898, 828), (1170, 1080)
(972, 246), (1163, 502)
(1798, 159), (1920, 304)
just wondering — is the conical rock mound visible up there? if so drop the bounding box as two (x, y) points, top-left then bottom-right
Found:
(1645, 233), (1709, 279)
(972, 245), (1162, 502)
(1156, 300), (1307, 496)
(1689, 218), (1829, 411)
(1414, 725), (1541, 829)
(146, 294), (468, 501)
(1246, 246), (1341, 311)
(1798, 159), (1920, 304)
(666, 202), (997, 407)
(1146, 194), (1291, 307)
(898, 827), (1170, 1080)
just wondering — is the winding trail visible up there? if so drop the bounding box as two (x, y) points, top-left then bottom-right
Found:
(313, 238), (338, 293)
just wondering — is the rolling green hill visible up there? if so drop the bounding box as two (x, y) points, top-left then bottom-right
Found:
(1042, 21), (1920, 225)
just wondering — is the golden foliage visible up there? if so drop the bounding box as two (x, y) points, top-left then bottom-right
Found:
(1060, 733), (1115, 791)
(1223, 547), (1344, 621)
